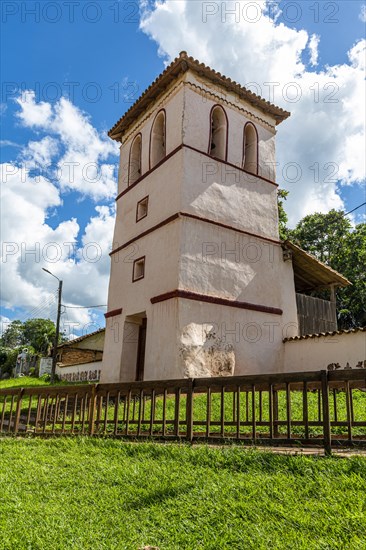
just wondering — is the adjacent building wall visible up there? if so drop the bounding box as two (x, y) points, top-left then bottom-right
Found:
(56, 361), (102, 382)
(284, 331), (366, 372)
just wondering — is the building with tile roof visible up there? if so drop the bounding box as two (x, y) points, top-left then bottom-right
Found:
(101, 53), (363, 382)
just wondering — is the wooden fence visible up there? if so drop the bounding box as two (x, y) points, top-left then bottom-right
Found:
(296, 293), (337, 336)
(1, 370), (365, 454)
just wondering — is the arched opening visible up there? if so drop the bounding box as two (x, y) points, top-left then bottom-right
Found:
(150, 110), (166, 168)
(208, 105), (227, 161)
(129, 134), (142, 185)
(243, 123), (258, 174)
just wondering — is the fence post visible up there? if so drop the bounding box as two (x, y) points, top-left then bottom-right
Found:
(321, 370), (332, 455)
(273, 389), (279, 437)
(88, 385), (97, 436)
(186, 378), (194, 443)
(13, 388), (24, 435)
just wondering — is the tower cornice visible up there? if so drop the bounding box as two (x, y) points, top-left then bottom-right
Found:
(109, 51), (290, 141)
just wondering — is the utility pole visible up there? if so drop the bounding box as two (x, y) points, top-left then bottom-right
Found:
(42, 268), (63, 383)
(52, 279), (63, 383)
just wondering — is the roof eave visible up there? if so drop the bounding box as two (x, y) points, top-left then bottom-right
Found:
(283, 240), (351, 289)
(108, 52), (291, 141)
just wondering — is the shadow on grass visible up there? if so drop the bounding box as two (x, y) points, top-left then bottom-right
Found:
(124, 483), (196, 511)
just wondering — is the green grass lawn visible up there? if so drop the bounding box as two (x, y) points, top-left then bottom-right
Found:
(0, 438), (365, 550)
(0, 376), (86, 389)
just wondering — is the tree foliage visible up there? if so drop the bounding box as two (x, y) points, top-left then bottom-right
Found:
(277, 189), (290, 241)
(0, 320), (23, 348)
(0, 319), (67, 376)
(22, 318), (60, 354)
(0, 318), (61, 354)
(287, 210), (366, 329)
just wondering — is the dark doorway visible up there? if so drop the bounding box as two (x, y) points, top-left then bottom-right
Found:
(135, 318), (147, 381)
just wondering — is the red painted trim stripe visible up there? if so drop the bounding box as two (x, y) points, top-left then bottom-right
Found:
(116, 144), (183, 201)
(184, 143), (277, 186)
(110, 213), (180, 256)
(109, 211), (281, 257)
(182, 212), (281, 245)
(104, 308), (123, 319)
(151, 289), (283, 315)
(116, 143), (278, 202)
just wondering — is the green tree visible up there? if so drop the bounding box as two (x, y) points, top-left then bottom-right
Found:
(0, 347), (20, 377)
(0, 318), (66, 355)
(277, 189), (290, 241)
(22, 318), (58, 354)
(332, 223), (366, 328)
(288, 210), (366, 329)
(288, 210), (353, 264)
(0, 318), (66, 377)
(0, 346), (37, 377)
(0, 320), (23, 348)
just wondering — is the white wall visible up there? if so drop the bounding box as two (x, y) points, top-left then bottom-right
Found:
(284, 331), (366, 372)
(179, 216), (293, 310)
(102, 67), (290, 383)
(113, 150), (183, 246)
(182, 74), (277, 181)
(57, 361), (101, 382)
(177, 300), (287, 376)
(181, 147), (279, 240)
(117, 84), (185, 196)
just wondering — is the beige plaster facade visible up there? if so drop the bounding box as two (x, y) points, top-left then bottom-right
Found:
(284, 330), (366, 372)
(101, 53), (359, 383)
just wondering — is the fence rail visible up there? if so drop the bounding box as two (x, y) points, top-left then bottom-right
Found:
(1, 370), (365, 453)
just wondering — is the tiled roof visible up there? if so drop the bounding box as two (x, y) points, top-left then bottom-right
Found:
(283, 240), (351, 291)
(57, 328), (105, 348)
(109, 51), (290, 140)
(284, 326), (366, 342)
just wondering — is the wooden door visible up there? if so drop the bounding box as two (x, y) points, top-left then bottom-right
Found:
(135, 318), (147, 381)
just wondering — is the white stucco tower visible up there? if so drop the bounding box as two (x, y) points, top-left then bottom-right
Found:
(101, 52), (300, 383)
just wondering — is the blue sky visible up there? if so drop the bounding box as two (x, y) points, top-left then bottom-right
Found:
(1, 0), (365, 336)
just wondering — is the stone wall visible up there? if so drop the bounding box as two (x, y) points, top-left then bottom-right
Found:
(58, 348), (103, 367)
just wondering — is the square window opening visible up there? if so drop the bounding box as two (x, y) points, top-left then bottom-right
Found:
(136, 196), (149, 222)
(133, 257), (145, 282)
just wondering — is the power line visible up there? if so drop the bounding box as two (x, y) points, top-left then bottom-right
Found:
(16, 292), (58, 323)
(343, 201), (366, 217)
(62, 305), (107, 309)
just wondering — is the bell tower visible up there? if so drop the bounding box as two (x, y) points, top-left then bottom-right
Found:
(101, 52), (299, 383)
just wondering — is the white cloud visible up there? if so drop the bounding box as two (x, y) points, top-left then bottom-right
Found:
(15, 92), (119, 201)
(140, 0), (366, 226)
(359, 5), (366, 22)
(348, 38), (366, 71)
(308, 34), (320, 66)
(15, 91), (52, 127)
(22, 136), (59, 167)
(1, 88), (119, 328)
(0, 160), (115, 330)
(0, 140), (21, 148)
(0, 315), (11, 336)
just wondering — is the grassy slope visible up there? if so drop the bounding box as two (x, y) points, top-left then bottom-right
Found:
(0, 377), (90, 389)
(0, 438), (365, 550)
(0, 377), (64, 389)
